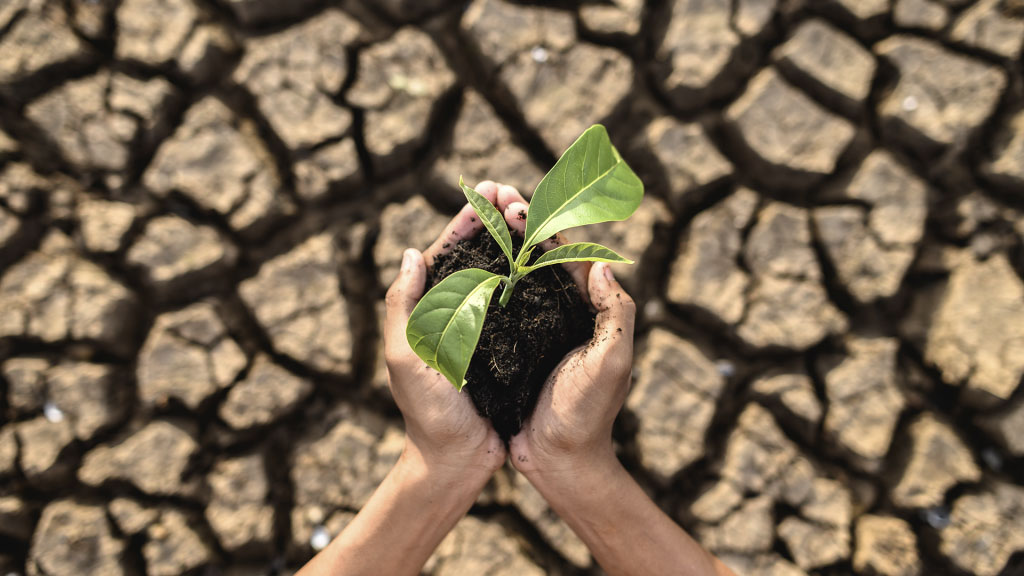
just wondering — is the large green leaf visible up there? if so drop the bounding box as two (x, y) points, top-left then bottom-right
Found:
(460, 177), (514, 267)
(406, 268), (502, 390)
(522, 125), (643, 253)
(521, 242), (632, 273)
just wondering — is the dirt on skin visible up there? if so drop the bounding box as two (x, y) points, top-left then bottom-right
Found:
(428, 231), (595, 441)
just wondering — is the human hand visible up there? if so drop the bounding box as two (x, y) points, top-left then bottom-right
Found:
(490, 183), (636, 480)
(436, 183), (729, 576)
(383, 182), (507, 480)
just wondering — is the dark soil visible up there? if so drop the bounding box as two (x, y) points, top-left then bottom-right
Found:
(428, 232), (595, 442)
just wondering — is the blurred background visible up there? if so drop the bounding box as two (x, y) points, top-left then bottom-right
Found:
(1, 0), (1023, 574)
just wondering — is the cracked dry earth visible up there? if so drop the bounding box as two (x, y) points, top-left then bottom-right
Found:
(0, 0), (1023, 574)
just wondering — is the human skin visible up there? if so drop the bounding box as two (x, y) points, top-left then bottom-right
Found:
(498, 183), (736, 576)
(297, 182), (734, 576)
(297, 184), (506, 576)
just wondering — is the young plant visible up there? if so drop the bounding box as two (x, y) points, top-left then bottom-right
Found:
(406, 124), (644, 390)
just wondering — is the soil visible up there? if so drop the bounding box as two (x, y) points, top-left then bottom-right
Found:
(428, 232), (595, 441)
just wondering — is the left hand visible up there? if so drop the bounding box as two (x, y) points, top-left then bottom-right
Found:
(383, 182), (507, 479)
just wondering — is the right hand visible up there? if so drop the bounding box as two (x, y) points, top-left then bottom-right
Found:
(491, 183), (637, 480)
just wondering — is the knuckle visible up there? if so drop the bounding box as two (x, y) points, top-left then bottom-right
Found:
(384, 350), (413, 374)
(617, 292), (637, 311)
(615, 298), (637, 321)
(384, 284), (403, 308)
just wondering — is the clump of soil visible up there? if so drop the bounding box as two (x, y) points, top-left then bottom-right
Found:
(428, 232), (595, 441)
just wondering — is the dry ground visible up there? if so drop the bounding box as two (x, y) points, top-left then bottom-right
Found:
(1, 0), (1023, 574)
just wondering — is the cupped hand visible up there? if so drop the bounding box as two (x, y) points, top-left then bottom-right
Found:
(383, 182), (507, 477)
(492, 183), (637, 479)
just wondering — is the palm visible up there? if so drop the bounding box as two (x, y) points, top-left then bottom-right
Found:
(527, 349), (599, 447)
(420, 367), (494, 444)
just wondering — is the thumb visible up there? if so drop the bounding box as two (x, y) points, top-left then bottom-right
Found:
(384, 248), (427, 354)
(587, 263), (636, 367)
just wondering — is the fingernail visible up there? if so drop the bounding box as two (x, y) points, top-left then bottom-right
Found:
(603, 263), (614, 283)
(401, 249), (415, 272)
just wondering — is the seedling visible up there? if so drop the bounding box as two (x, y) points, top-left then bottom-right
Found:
(406, 125), (644, 390)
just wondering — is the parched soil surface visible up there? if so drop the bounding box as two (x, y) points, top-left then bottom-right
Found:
(1, 0), (1023, 575)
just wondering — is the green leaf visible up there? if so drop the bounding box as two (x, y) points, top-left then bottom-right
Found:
(521, 242), (632, 273)
(406, 268), (503, 390)
(523, 124), (643, 252)
(460, 177), (515, 268)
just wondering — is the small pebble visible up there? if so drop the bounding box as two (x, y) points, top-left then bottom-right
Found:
(922, 506), (950, 529)
(531, 46), (549, 63)
(902, 96), (919, 112)
(981, 447), (1002, 471)
(311, 525), (331, 551)
(715, 360), (736, 379)
(387, 73), (408, 91)
(643, 299), (664, 321)
(43, 401), (64, 423)
(307, 506), (324, 524)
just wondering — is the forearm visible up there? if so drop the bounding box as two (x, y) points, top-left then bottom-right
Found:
(299, 444), (490, 576)
(526, 450), (733, 576)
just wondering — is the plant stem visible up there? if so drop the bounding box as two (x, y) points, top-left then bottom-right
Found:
(498, 278), (514, 307)
(515, 247), (530, 269)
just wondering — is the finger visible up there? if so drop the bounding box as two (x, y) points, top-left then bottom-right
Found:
(423, 183), (499, 265)
(384, 248), (427, 360)
(586, 262), (636, 372)
(497, 183), (527, 213)
(475, 180), (499, 199)
(504, 201), (529, 236)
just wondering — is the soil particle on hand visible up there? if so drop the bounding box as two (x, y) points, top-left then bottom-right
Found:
(428, 232), (595, 441)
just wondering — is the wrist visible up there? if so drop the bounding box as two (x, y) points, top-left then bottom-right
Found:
(397, 438), (498, 502)
(322, 437), (495, 576)
(402, 417), (506, 475)
(520, 441), (623, 500)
